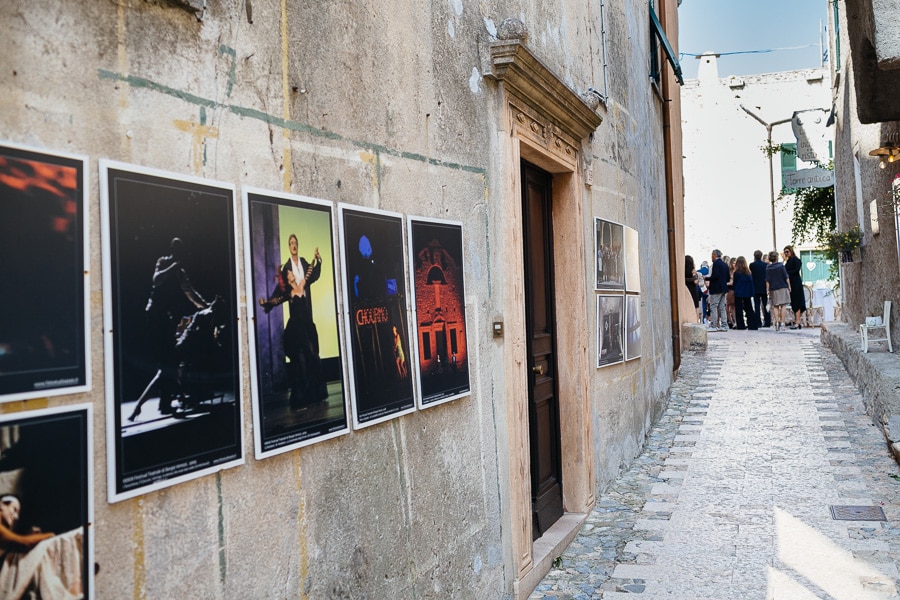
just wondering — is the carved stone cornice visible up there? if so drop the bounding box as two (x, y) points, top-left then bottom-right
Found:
(484, 41), (604, 142)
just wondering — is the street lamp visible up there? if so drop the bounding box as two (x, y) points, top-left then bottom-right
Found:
(740, 105), (792, 251)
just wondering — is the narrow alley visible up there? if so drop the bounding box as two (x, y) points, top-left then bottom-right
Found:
(531, 329), (900, 599)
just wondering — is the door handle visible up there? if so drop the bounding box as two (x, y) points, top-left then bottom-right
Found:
(532, 365), (544, 375)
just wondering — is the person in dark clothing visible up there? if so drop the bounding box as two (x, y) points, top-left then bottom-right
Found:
(749, 250), (771, 327)
(783, 245), (807, 329)
(732, 256), (760, 330)
(704, 249), (730, 331)
(685, 255), (701, 322)
(136, 237), (209, 419)
(260, 233), (328, 411)
(765, 250), (791, 332)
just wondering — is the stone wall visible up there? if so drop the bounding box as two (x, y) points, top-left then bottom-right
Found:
(0, 0), (680, 596)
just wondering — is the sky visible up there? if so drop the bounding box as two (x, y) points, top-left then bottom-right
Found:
(678, 0), (830, 80)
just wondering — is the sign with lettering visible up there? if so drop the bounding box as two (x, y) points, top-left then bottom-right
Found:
(783, 167), (835, 189)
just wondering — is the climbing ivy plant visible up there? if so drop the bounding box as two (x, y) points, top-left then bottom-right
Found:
(779, 181), (836, 245)
(762, 144), (836, 245)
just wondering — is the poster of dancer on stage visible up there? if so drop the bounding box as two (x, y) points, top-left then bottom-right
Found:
(101, 160), (243, 502)
(0, 404), (93, 599)
(243, 189), (349, 458)
(338, 205), (416, 429)
(0, 143), (90, 401)
(408, 217), (471, 408)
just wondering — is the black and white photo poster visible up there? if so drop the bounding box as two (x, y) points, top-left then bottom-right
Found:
(596, 294), (624, 368)
(101, 161), (243, 502)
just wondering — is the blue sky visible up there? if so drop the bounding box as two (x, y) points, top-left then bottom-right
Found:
(678, 0), (830, 80)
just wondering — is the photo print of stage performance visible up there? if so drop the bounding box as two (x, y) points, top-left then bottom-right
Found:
(244, 189), (349, 458)
(101, 161), (243, 502)
(595, 218), (625, 291)
(0, 143), (89, 401)
(408, 217), (471, 408)
(339, 205), (415, 429)
(0, 404), (93, 599)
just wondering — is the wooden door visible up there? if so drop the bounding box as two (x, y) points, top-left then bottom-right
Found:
(521, 161), (563, 539)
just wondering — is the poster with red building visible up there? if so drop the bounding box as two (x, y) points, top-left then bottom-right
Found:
(408, 217), (470, 408)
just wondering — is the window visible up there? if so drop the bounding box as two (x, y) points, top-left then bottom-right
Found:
(422, 332), (431, 360)
(649, 1), (684, 86)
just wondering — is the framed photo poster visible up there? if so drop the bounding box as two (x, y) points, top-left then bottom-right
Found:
(595, 218), (625, 291)
(0, 404), (93, 599)
(0, 143), (90, 401)
(408, 217), (471, 408)
(624, 226), (641, 293)
(338, 204), (416, 429)
(596, 293), (624, 368)
(243, 188), (349, 459)
(101, 160), (244, 502)
(625, 293), (642, 361)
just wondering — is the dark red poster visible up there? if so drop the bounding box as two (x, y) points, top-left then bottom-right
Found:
(408, 217), (471, 408)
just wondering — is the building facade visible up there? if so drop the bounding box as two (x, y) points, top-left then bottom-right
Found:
(0, 0), (685, 597)
(682, 54), (832, 265)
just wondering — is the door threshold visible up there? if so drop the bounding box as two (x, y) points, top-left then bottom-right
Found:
(514, 512), (587, 600)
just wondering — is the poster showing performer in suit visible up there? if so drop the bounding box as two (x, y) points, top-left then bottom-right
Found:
(243, 189), (348, 459)
(0, 143), (90, 401)
(408, 217), (471, 408)
(338, 205), (415, 429)
(101, 160), (243, 503)
(0, 404), (93, 599)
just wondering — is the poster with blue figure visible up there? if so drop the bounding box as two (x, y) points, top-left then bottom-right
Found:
(338, 205), (416, 429)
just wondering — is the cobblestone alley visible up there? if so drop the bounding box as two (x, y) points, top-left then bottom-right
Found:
(530, 328), (900, 600)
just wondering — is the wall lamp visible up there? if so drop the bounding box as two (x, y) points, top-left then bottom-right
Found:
(869, 144), (900, 169)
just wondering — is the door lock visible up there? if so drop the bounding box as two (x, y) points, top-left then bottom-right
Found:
(532, 365), (544, 375)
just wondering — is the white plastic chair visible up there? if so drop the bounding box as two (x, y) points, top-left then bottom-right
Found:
(860, 300), (893, 353)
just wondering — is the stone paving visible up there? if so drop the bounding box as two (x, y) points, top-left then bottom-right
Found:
(530, 328), (900, 599)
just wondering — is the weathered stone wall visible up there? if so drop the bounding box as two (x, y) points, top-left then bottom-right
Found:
(0, 0), (679, 596)
(831, 0), (900, 337)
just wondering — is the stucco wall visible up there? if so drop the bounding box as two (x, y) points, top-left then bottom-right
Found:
(682, 57), (832, 262)
(0, 0), (679, 597)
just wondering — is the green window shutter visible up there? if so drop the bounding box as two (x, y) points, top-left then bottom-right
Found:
(781, 143), (797, 189)
(781, 143), (797, 171)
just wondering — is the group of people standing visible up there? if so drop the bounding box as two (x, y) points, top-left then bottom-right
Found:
(685, 246), (807, 333)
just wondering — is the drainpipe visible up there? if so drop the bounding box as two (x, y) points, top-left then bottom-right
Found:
(660, 2), (681, 372)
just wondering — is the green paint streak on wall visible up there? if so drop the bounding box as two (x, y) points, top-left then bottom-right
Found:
(96, 69), (486, 178)
(218, 45), (236, 98)
(216, 472), (226, 588)
(200, 106), (207, 126)
(98, 69), (216, 109)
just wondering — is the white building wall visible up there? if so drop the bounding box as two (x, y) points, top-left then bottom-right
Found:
(682, 54), (832, 262)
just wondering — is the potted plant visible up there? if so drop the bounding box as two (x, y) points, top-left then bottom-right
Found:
(823, 225), (863, 265)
